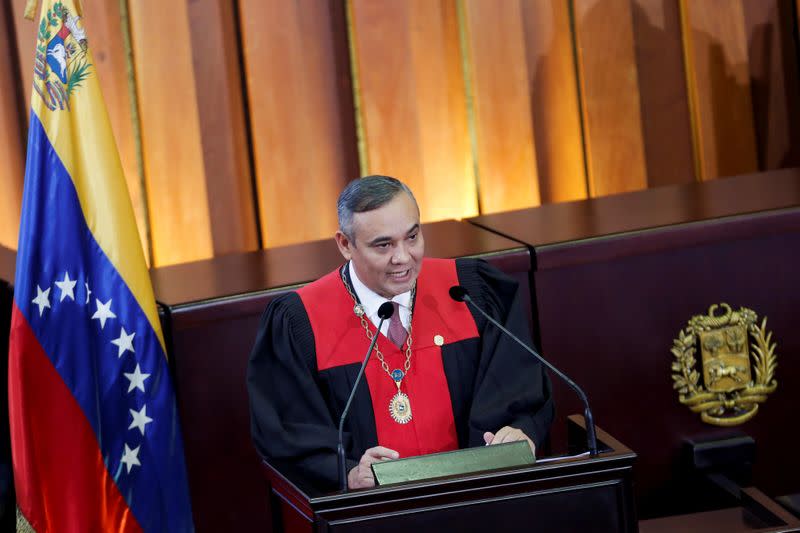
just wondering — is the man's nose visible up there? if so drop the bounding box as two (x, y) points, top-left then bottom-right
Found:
(392, 243), (410, 264)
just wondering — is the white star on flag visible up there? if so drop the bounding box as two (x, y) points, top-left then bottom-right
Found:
(54, 272), (77, 302)
(120, 443), (141, 473)
(85, 280), (92, 304)
(123, 363), (151, 393)
(129, 405), (154, 436)
(31, 285), (51, 316)
(111, 327), (135, 358)
(91, 298), (116, 329)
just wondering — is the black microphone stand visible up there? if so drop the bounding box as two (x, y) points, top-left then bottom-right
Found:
(450, 286), (598, 456)
(337, 302), (395, 492)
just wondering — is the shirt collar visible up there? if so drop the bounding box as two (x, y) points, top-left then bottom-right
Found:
(348, 261), (411, 316)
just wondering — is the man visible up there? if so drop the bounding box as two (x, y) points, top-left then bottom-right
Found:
(248, 176), (553, 490)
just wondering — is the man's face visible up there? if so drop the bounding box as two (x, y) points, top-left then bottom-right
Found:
(335, 192), (425, 299)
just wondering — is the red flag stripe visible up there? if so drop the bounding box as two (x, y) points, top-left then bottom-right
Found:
(9, 304), (142, 533)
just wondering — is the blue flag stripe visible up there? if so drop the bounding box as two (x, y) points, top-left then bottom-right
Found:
(15, 113), (193, 532)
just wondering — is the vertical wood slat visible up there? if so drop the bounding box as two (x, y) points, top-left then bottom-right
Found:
(462, 0), (540, 213)
(240, 0), (358, 248)
(680, 0), (758, 180)
(0, 1), (25, 249)
(129, 0), (213, 266)
(631, 0), (696, 188)
(573, 0), (649, 197)
(187, 0), (259, 255)
(521, 0), (587, 204)
(350, 0), (477, 222)
(742, 0), (800, 170)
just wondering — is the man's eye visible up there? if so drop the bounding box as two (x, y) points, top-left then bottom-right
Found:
(376, 242), (391, 249)
(408, 233), (418, 241)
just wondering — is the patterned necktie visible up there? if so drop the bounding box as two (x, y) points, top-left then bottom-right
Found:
(387, 301), (408, 349)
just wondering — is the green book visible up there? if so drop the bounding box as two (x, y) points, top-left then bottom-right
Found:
(371, 441), (535, 486)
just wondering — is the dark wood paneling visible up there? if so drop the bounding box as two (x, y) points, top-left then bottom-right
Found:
(743, 0), (800, 170)
(680, 0), (758, 180)
(0, 246), (15, 530)
(469, 170), (800, 518)
(152, 220), (529, 532)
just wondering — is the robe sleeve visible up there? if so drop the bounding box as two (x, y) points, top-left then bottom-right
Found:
(457, 258), (555, 451)
(247, 292), (357, 491)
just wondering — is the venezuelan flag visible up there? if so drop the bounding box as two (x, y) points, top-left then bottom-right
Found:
(8, 1), (194, 531)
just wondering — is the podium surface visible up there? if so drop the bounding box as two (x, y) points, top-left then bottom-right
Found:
(264, 417), (637, 533)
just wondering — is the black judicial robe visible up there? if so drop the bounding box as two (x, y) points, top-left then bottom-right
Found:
(247, 257), (554, 491)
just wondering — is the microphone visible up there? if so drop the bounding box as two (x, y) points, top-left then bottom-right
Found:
(337, 301), (395, 492)
(449, 285), (598, 456)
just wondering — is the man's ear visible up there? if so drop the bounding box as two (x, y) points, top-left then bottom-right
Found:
(334, 230), (353, 260)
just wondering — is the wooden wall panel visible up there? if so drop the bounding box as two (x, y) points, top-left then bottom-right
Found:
(521, 0), (587, 204)
(743, 0), (800, 170)
(188, 0), (258, 255)
(573, 0), (649, 197)
(350, 0), (477, 221)
(462, 0), (540, 213)
(129, 0), (213, 266)
(240, 0), (358, 247)
(680, 0), (758, 180)
(0, 1), (24, 249)
(631, 0), (696, 188)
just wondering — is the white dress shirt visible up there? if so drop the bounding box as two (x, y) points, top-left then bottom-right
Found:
(349, 261), (411, 337)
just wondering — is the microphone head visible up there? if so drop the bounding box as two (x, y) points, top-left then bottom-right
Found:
(449, 285), (469, 302)
(377, 301), (395, 320)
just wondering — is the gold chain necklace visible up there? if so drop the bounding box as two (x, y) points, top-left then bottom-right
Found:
(340, 264), (415, 424)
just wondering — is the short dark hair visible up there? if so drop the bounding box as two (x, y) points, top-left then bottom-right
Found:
(337, 175), (417, 240)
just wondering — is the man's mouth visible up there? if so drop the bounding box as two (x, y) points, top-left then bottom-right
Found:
(388, 269), (411, 280)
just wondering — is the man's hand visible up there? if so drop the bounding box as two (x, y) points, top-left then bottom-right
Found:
(347, 446), (399, 489)
(483, 426), (536, 455)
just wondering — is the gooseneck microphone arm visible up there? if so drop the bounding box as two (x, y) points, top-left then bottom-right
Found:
(448, 286), (598, 456)
(337, 301), (396, 492)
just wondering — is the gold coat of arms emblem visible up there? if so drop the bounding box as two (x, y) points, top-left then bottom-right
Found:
(671, 304), (778, 426)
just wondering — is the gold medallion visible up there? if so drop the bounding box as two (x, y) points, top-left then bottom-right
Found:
(353, 303), (365, 317)
(389, 391), (412, 424)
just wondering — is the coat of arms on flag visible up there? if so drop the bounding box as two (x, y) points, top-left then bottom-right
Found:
(34, 1), (90, 111)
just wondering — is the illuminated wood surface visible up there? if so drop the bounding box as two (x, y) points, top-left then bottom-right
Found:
(632, 0), (695, 187)
(130, 0), (213, 266)
(462, 0), (540, 213)
(240, 0), (357, 247)
(680, 0), (758, 180)
(188, 0), (258, 255)
(350, 0), (477, 221)
(574, 0), (648, 197)
(521, 0), (587, 203)
(0, 2), (24, 248)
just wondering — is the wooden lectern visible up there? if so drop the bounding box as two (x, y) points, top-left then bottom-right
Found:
(263, 416), (637, 533)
